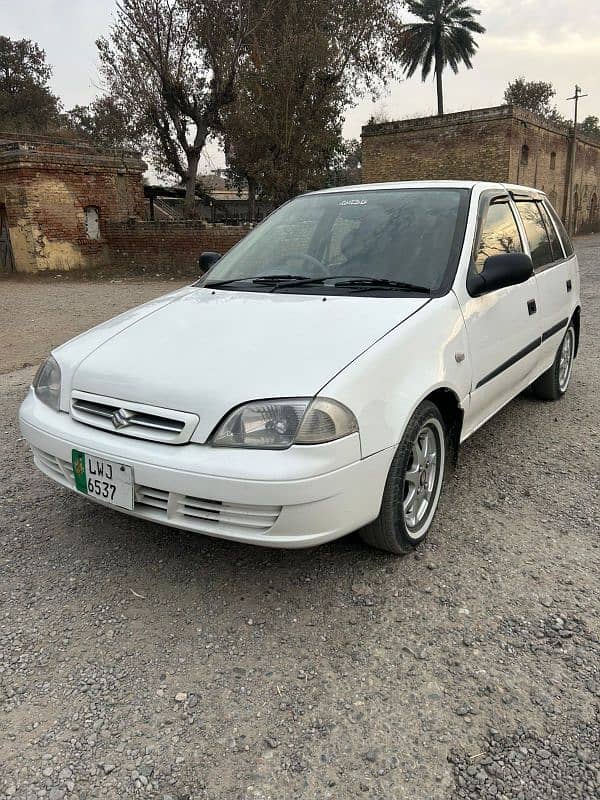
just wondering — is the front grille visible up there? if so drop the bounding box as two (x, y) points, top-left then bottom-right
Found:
(32, 448), (75, 488)
(136, 485), (281, 536)
(178, 495), (281, 531)
(71, 391), (199, 444)
(136, 486), (169, 513)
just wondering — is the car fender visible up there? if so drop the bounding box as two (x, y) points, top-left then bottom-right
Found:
(319, 293), (471, 458)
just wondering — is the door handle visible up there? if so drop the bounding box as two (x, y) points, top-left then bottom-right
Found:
(527, 299), (537, 315)
(566, 279), (572, 293)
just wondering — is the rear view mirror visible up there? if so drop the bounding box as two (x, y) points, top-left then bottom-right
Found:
(470, 253), (534, 296)
(199, 251), (221, 275)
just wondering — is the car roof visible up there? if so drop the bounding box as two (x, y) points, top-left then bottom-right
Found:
(309, 180), (547, 197)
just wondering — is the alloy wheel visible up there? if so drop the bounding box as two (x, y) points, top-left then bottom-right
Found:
(558, 327), (575, 393)
(403, 418), (445, 539)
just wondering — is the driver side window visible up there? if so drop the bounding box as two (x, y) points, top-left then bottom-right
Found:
(473, 200), (524, 274)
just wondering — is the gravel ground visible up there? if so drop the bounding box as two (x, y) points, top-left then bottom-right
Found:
(1, 237), (599, 800)
(0, 277), (187, 375)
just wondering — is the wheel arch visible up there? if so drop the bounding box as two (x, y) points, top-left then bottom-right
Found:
(423, 387), (464, 464)
(572, 306), (581, 358)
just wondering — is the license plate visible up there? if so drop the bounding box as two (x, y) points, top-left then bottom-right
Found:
(71, 450), (134, 510)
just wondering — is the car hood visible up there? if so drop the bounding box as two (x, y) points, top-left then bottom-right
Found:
(71, 287), (428, 442)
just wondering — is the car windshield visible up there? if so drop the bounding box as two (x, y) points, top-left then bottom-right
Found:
(201, 188), (470, 294)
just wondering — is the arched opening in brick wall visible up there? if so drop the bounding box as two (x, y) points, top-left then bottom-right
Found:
(550, 152), (557, 170)
(521, 144), (529, 167)
(84, 206), (101, 240)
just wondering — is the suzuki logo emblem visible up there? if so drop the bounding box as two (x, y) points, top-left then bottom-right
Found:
(112, 408), (135, 429)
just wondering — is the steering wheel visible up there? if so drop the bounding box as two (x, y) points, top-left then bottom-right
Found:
(283, 252), (327, 277)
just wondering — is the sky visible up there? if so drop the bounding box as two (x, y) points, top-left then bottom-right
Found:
(2, 0), (600, 172)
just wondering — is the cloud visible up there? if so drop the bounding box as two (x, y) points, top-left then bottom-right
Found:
(478, 0), (600, 39)
(485, 32), (600, 56)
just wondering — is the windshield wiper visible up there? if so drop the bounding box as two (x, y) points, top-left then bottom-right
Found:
(332, 277), (431, 294)
(270, 276), (431, 294)
(206, 274), (430, 294)
(205, 274), (308, 289)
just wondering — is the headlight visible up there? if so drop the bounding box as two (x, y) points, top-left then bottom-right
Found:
(33, 355), (62, 411)
(211, 397), (358, 449)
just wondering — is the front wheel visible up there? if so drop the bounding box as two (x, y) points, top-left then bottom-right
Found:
(360, 401), (447, 554)
(532, 322), (576, 401)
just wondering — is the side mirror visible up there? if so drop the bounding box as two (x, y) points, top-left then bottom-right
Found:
(470, 253), (534, 296)
(199, 251), (221, 275)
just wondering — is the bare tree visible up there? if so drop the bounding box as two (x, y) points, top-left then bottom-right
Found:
(223, 0), (403, 206)
(97, 0), (267, 216)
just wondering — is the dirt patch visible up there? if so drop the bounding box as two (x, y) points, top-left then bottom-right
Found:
(0, 277), (188, 374)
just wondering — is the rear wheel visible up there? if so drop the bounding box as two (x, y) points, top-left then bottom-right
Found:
(360, 401), (447, 554)
(532, 323), (576, 401)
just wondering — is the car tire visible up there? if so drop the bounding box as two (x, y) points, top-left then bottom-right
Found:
(532, 323), (576, 401)
(359, 401), (447, 555)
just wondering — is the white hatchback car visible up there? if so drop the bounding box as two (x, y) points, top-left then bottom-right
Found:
(20, 181), (581, 554)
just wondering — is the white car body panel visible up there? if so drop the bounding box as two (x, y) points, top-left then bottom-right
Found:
(320, 292), (471, 456)
(19, 180), (581, 548)
(53, 286), (197, 412)
(535, 257), (580, 368)
(456, 272), (542, 436)
(70, 289), (427, 444)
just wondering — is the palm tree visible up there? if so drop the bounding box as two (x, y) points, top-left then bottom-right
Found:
(400, 0), (485, 116)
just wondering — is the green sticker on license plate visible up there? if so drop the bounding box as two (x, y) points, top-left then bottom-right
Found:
(72, 449), (88, 493)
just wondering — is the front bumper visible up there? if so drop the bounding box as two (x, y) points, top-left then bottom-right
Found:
(19, 390), (395, 548)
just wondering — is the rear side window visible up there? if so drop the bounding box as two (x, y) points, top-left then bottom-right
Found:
(538, 202), (564, 261)
(545, 201), (575, 257)
(473, 200), (523, 274)
(516, 201), (554, 270)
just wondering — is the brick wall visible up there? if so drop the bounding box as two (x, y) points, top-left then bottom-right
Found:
(361, 106), (600, 233)
(362, 107), (514, 185)
(573, 141), (600, 232)
(0, 134), (250, 274)
(105, 220), (249, 273)
(507, 113), (600, 226)
(0, 135), (146, 272)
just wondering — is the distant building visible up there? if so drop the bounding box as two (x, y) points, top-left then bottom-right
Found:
(199, 171), (248, 200)
(361, 105), (600, 234)
(0, 133), (249, 274)
(0, 132), (146, 273)
(145, 178), (273, 225)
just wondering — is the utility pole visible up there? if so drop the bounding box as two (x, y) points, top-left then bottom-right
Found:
(565, 85), (588, 235)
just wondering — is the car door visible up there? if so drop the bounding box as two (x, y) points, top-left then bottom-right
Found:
(513, 196), (577, 370)
(458, 191), (542, 435)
